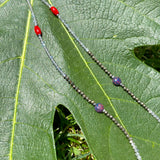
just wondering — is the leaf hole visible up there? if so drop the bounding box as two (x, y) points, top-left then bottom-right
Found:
(53, 105), (94, 160)
(134, 45), (160, 72)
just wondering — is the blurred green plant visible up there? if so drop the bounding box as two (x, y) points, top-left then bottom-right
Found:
(134, 45), (160, 72)
(54, 105), (94, 160)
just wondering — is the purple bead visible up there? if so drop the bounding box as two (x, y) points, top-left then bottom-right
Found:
(95, 103), (104, 113)
(112, 77), (121, 86)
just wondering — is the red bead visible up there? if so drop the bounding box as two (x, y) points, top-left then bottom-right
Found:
(34, 25), (42, 35)
(50, 6), (59, 16)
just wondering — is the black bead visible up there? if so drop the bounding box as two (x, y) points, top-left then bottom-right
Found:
(117, 123), (120, 127)
(92, 56), (96, 60)
(72, 85), (76, 89)
(85, 97), (89, 101)
(112, 118), (115, 122)
(91, 100), (95, 105)
(80, 91), (84, 95)
(100, 65), (105, 70)
(126, 134), (130, 138)
(104, 69), (109, 73)
(96, 60), (100, 64)
(109, 115), (113, 119)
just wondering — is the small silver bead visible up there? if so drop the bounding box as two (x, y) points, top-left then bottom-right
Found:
(109, 74), (113, 78)
(137, 100), (141, 104)
(66, 77), (69, 81)
(69, 80), (72, 84)
(119, 126), (123, 130)
(109, 115), (113, 119)
(72, 85), (76, 89)
(135, 97), (139, 101)
(80, 91), (84, 95)
(106, 113), (110, 117)
(90, 53), (93, 56)
(124, 131), (128, 135)
(143, 104), (146, 107)
(96, 60), (100, 64)
(146, 108), (149, 112)
(110, 75), (114, 79)
(130, 93), (134, 97)
(144, 106), (148, 110)
(117, 123), (120, 127)
(82, 94), (86, 98)
(104, 69), (109, 73)
(127, 90), (131, 94)
(132, 95), (136, 99)
(112, 118), (115, 122)
(126, 134), (130, 138)
(103, 109), (108, 114)
(120, 83), (125, 87)
(101, 65), (105, 69)
(114, 120), (118, 124)
(99, 62), (102, 66)
(88, 51), (92, 55)
(91, 100), (95, 105)
(92, 56), (96, 60)
(85, 97), (89, 101)
(77, 89), (81, 93)
(125, 88), (129, 92)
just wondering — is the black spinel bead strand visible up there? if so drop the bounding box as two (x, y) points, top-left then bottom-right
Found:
(27, 0), (143, 159)
(102, 109), (141, 160)
(44, 0), (160, 125)
(88, 52), (114, 78)
(120, 83), (160, 122)
(121, 84), (150, 111)
(64, 75), (95, 105)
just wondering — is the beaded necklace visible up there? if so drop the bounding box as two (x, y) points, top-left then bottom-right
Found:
(40, 0), (160, 124)
(25, 0), (159, 159)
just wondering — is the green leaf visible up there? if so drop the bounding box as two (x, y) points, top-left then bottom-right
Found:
(1, 0), (160, 160)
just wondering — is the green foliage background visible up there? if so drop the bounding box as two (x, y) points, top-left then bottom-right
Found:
(1, 0), (160, 159)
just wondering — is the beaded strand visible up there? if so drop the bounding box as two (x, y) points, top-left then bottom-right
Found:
(41, 0), (160, 124)
(26, 0), (142, 159)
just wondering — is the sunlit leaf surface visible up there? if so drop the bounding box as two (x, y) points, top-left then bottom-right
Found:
(1, 0), (160, 159)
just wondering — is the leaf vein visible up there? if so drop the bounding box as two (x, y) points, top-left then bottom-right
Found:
(0, 0), (10, 8)
(9, 0), (33, 159)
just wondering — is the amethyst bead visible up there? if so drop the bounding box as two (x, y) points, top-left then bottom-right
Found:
(112, 77), (121, 86)
(95, 103), (104, 113)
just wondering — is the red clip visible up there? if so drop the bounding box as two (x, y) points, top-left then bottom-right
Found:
(34, 25), (42, 36)
(50, 6), (59, 16)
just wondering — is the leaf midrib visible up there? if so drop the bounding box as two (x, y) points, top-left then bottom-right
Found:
(9, 0), (33, 159)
